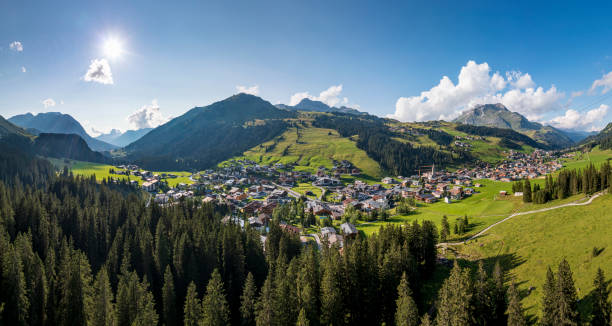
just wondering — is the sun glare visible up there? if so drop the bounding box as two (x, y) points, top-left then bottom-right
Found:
(103, 37), (123, 59)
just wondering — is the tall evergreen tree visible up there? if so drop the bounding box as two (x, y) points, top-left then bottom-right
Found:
(296, 308), (309, 326)
(92, 268), (115, 326)
(201, 269), (230, 326)
(491, 261), (507, 324)
(541, 267), (558, 326)
(162, 265), (178, 326)
(440, 216), (450, 242)
(255, 277), (274, 326)
(240, 272), (257, 326)
(434, 262), (472, 326)
(395, 272), (419, 326)
(591, 268), (611, 326)
(183, 282), (202, 326)
(506, 283), (526, 326)
(556, 259), (579, 325)
(523, 179), (532, 203)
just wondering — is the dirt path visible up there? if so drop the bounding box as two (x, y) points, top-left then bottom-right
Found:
(438, 191), (606, 247)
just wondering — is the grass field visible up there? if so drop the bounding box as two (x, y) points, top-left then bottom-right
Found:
(559, 147), (612, 172)
(48, 158), (194, 188)
(222, 125), (383, 178)
(453, 193), (612, 320)
(292, 182), (322, 199)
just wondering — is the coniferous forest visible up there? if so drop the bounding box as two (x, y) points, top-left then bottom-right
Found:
(0, 148), (611, 326)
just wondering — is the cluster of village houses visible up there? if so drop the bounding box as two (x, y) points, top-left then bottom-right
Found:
(108, 149), (564, 248)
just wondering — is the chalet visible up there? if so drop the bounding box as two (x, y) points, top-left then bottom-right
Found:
(280, 223), (300, 235)
(142, 180), (158, 192)
(340, 223), (358, 238)
(449, 187), (463, 200)
(321, 227), (336, 238)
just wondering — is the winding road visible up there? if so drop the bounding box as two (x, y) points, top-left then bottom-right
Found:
(438, 191), (607, 247)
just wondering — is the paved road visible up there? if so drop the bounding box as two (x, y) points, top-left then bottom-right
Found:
(438, 191), (607, 247)
(272, 182), (302, 199)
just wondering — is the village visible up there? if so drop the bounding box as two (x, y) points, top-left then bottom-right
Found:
(109, 148), (564, 248)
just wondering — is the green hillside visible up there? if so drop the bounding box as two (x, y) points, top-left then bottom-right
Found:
(222, 122), (383, 178)
(454, 193), (612, 319)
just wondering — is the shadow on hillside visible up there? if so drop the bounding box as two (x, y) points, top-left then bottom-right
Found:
(576, 278), (612, 324)
(420, 252), (526, 316)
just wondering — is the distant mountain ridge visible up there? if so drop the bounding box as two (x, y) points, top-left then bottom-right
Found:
(453, 103), (574, 149)
(9, 112), (117, 152)
(0, 115), (110, 163)
(125, 93), (296, 170)
(276, 98), (367, 115)
(96, 128), (153, 147)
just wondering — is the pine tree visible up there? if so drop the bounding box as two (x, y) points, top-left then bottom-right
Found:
(162, 265), (177, 326)
(201, 269), (230, 326)
(240, 272), (257, 326)
(395, 272), (418, 326)
(440, 216), (450, 242)
(420, 313), (432, 326)
(506, 283), (526, 326)
(591, 268), (611, 326)
(255, 276), (274, 326)
(523, 179), (532, 203)
(320, 250), (344, 326)
(540, 267), (558, 326)
(491, 261), (506, 324)
(556, 259), (579, 325)
(92, 268), (115, 326)
(184, 282), (202, 326)
(296, 308), (309, 326)
(473, 261), (493, 325)
(435, 261), (472, 326)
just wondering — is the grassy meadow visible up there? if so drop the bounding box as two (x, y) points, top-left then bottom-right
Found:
(453, 193), (612, 319)
(48, 158), (194, 187)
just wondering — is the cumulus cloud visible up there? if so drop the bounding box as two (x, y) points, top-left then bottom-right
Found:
(21, 66), (26, 73)
(127, 99), (170, 129)
(236, 85), (260, 95)
(42, 98), (56, 108)
(9, 41), (23, 52)
(289, 84), (347, 107)
(83, 58), (113, 85)
(590, 71), (612, 94)
(548, 104), (609, 131)
(389, 60), (564, 122)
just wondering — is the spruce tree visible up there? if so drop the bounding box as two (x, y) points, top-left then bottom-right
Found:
(183, 282), (202, 326)
(591, 268), (611, 326)
(201, 269), (230, 326)
(506, 283), (526, 326)
(255, 276), (274, 326)
(556, 259), (579, 325)
(296, 308), (310, 326)
(395, 272), (418, 326)
(473, 261), (494, 325)
(92, 268), (115, 326)
(162, 265), (177, 326)
(540, 267), (558, 326)
(420, 314), (432, 326)
(434, 261), (472, 326)
(440, 216), (450, 242)
(523, 179), (532, 203)
(240, 272), (257, 326)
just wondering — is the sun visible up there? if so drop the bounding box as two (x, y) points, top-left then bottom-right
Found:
(103, 37), (123, 59)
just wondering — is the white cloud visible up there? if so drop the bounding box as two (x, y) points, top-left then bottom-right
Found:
(127, 99), (170, 129)
(21, 66), (26, 73)
(236, 85), (260, 95)
(9, 41), (23, 52)
(289, 84), (347, 107)
(548, 104), (609, 131)
(83, 58), (113, 85)
(590, 71), (612, 94)
(42, 98), (56, 108)
(389, 60), (564, 122)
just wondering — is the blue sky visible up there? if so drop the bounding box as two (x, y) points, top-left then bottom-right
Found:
(1, 0), (612, 133)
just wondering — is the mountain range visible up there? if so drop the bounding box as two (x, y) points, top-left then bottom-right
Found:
(95, 128), (153, 147)
(276, 98), (367, 115)
(453, 103), (575, 149)
(124, 93), (297, 170)
(0, 115), (109, 163)
(8, 112), (117, 152)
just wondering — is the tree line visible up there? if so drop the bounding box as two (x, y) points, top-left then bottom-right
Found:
(455, 124), (544, 149)
(513, 162), (611, 204)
